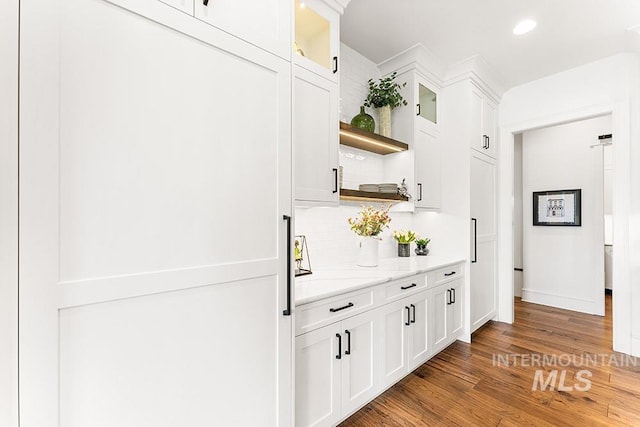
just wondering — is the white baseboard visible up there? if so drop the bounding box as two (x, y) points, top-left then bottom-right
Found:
(521, 288), (600, 315)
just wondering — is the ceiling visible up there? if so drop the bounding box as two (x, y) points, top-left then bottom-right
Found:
(341, 0), (640, 89)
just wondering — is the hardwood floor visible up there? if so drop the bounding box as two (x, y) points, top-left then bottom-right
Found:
(340, 296), (640, 426)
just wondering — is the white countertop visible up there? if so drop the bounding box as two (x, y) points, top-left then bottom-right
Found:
(295, 256), (466, 305)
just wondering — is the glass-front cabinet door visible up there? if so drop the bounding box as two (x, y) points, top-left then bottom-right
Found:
(418, 83), (437, 125)
(294, 0), (339, 82)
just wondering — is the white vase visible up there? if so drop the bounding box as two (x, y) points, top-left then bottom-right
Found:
(377, 105), (391, 137)
(358, 236), (380, 267)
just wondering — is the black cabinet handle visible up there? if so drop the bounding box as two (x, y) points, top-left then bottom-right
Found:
(447, 289), (452, 305)
(203, 0), (209, 5)
(451, 288), (456, 304)
(416, 103), (421, 116)
(405, 306), (411, 326)
(471, 218), (477, 263)
(482, 135), (488, 149)
(282, 215), (292, 316)
(486, 136), (490, 149)
(332, 168), (338, 193)
(410, 304), (416, 324)
(329, 302), (354, 313)
(401, 283), (417, 290)
(336, 333), (342, 360)
(444, 271), (456, 277)
(345, 330), (351, 355)
(333, 56), (338, 74)
(417, 183), (423, 202)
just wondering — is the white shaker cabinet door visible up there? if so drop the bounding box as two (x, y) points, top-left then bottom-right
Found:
(341, 309), (379, 417)
(195, 0), (290, 59)
(379, 299), (410, 389)
(296, 324), (342, 427)
(294, 67), (339, 206)
(407, 291), (430, 371)
(19, 0), (292, 425)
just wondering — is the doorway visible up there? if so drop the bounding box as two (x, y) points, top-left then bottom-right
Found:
(512, 116), (612, 316)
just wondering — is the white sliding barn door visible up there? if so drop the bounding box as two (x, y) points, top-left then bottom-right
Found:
(19, 1), (292, 426)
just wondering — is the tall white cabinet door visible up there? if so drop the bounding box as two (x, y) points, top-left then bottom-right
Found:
(158, 0), (194, 14)
(294, 67), (339, 205)
(470, 89), (484, 153)
(19, 1), (292, 426)
(194, 0), (290, 59)
(415, 127), (442, 210)
(380, 299), (409, 388)
(341, 310), (379, 417)
(482, 99), (497, 157)
(296, 325), (342, 427)
(470, 152), (497, 333)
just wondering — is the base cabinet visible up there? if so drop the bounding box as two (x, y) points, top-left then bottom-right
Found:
(295, 309), (378, 427)
(295, 265), (463, 427)
(431, 279), (464, 354)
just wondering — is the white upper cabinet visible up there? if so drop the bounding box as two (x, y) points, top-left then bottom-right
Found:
(294, 67), (339, 206)
(294, 0), (340, 82)
(194, 0), (291, 59)
(470, 85), (497, 158)
(414, 125), (442, 210)
(415, 78), (439, 132)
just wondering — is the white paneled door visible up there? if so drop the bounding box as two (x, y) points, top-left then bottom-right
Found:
(470, 152), (497, 332)
(19, 1), (292, 426)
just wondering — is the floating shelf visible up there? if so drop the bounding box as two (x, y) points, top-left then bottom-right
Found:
(339, 122), (408, 155)
(340, 189), (409, 203)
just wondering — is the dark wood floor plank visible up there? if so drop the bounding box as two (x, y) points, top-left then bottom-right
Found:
(339, 296), (640, 427)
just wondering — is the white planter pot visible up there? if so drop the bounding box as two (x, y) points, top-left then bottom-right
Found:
(358, 237), (380, 267)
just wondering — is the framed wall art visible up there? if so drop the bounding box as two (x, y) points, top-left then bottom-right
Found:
(533, 189), (581, 226)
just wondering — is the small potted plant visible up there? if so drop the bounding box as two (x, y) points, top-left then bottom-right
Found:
(364, 71), (407, 137)
(415, 237), (431, 256)
(393, 230), (416, 257)
(348, 205), (392, 266)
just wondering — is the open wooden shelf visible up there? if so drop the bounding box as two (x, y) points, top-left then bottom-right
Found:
(340, 189), (409, 203)
(339, 122), (408, 155)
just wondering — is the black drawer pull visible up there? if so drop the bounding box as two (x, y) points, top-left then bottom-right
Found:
(345, 330), (351, 355)
(444, 271), (456, 277)
(401, 283), (417, 290)
(329, 302), (354, 313)
(336, 333), (342, 359)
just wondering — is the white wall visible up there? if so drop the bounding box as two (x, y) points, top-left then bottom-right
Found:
(522, 116), (610, 315)
(339, 42), (381, 125)
(0, 0), (19, 424)
(498, 53), (640, 355)
(513, 134), (523, 298)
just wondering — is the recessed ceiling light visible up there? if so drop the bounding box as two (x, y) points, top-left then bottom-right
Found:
(513, 19), (537, 35)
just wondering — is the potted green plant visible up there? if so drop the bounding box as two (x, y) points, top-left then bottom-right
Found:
(393, 230), (416, 257)
(348, 205), (392, 266)
(363, 71), (408, 137)
(415, 237), (431, 256)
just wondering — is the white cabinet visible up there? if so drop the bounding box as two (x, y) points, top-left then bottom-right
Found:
(294, 67), (339, 206)
(296, 309), (378, 427)
(431, 279), (464, 354)
(414, 125), (442, 210)
(194, 0), (291, 59)
(470, 151), (497, 332)
(158, 0), (193, 14)
(470, 86), (497, 158)
(294, 0), (340, 83)
(380, 290), (429, 389)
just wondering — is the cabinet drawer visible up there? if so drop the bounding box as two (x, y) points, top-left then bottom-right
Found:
(383, 275), (427, 303)
(429, 264), (463, 287)
(296, 288), (375, 336)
